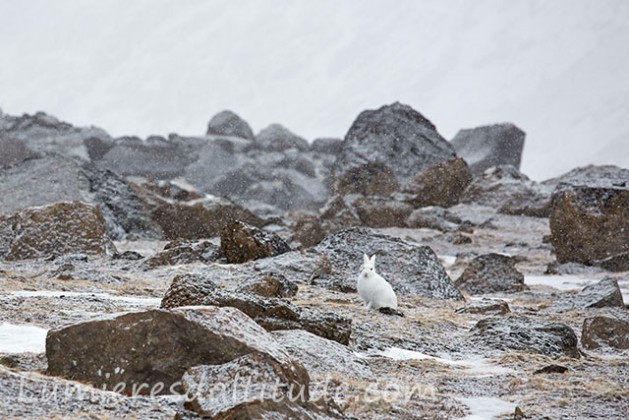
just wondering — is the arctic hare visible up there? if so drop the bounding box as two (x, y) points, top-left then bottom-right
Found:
(357, 254), (398, 310)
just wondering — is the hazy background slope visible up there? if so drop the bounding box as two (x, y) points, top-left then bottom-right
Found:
(1, 0), (628, 180)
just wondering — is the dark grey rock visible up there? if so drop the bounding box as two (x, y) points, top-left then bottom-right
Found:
(461, 165), (552, 217)
(206, 110), (254, 140)
(470, 315), (580, 358)
(0, 137), (40, 168)
(455, 253), (528, 295)
(333, 102), (456, 190)
(450, 123), (525, 176)
(0, 111), (112, 161)
(97, 136), (189, 180)
(311, 137), (343, 155)
(312, 227), (463, 299)
(255, 123), (309, 152)
(81, 163), (161, 240)
(549, 165), (629, 265)
(0, 155), (159, 240)
(533, 365), (569, 375)
(574, 278), (625, 309)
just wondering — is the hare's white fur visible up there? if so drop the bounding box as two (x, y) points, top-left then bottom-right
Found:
(357, 254), (398, 310)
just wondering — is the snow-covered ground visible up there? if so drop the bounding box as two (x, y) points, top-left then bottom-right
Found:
(1, 0), (628, 180)
(0, 323), (48, 353)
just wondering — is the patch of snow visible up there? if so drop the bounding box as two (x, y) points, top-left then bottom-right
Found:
(0, 323), (48, 353)
(372, 347), (515, 377)
(7, 291), (161, 306)
(438, 255), (457, 268)
(527, 275), (629, 304)
(459, 396), (516, 420)
(525, 275), (597, 291)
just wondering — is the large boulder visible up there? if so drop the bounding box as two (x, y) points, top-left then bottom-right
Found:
(455, 253), (528, 295)
(46, 306), (295, 394)
(0, 111), (112, 161)
(312, 227), (463, 299)
(97, 136), (189, 180)
(0, 155), (91, 215)
(0, 155), (160, 240)
(402, 157), (472, 208)
(582, 309), (629, 350)
(220, 220), (291, 264)
(549, 165), (629, 266)
(461, 165), (552, 217)
(206, 110), (254, 140)
(255, 124), (309, 152)
(470, 315), (580, 358)
(80, 164), (162, 240)
(450, 123), (525, 176)
(333, 102), (456, 191)
(0, 137), (39, 168)
(0, 201), (115, 261)
(187, 151), (330, 213)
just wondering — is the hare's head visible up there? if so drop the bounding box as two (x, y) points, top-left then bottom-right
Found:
(361, 254), (376, 273)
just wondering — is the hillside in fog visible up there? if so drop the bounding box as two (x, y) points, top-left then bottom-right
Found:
(1, 0), (628, 180)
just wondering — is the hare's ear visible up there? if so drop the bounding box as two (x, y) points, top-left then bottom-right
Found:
(370, 255), (376, 264)
(363, 254), (370, 264)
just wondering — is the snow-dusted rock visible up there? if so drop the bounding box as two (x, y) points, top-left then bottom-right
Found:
(334, 102), (456, 190)
(451, 123), (525, 176)
(471, 315), (580, 358)
(206, 109), (255, 140)
(582, 309), (629, 350)
(549, 165), (629, 266)
(220, 220), (290, 264)
(313, 227), (463, 300)
(0, 201), (115, 261)
(455, 253), (528, 295)
(46, 306), (293, 394)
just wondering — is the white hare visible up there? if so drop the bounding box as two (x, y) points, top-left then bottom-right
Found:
(357, 254), (398, 310)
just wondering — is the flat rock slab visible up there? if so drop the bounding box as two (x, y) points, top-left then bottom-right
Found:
(470, 315), (580, 359)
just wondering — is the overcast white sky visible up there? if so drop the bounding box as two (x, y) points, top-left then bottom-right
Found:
(1, 0), (628, 180)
